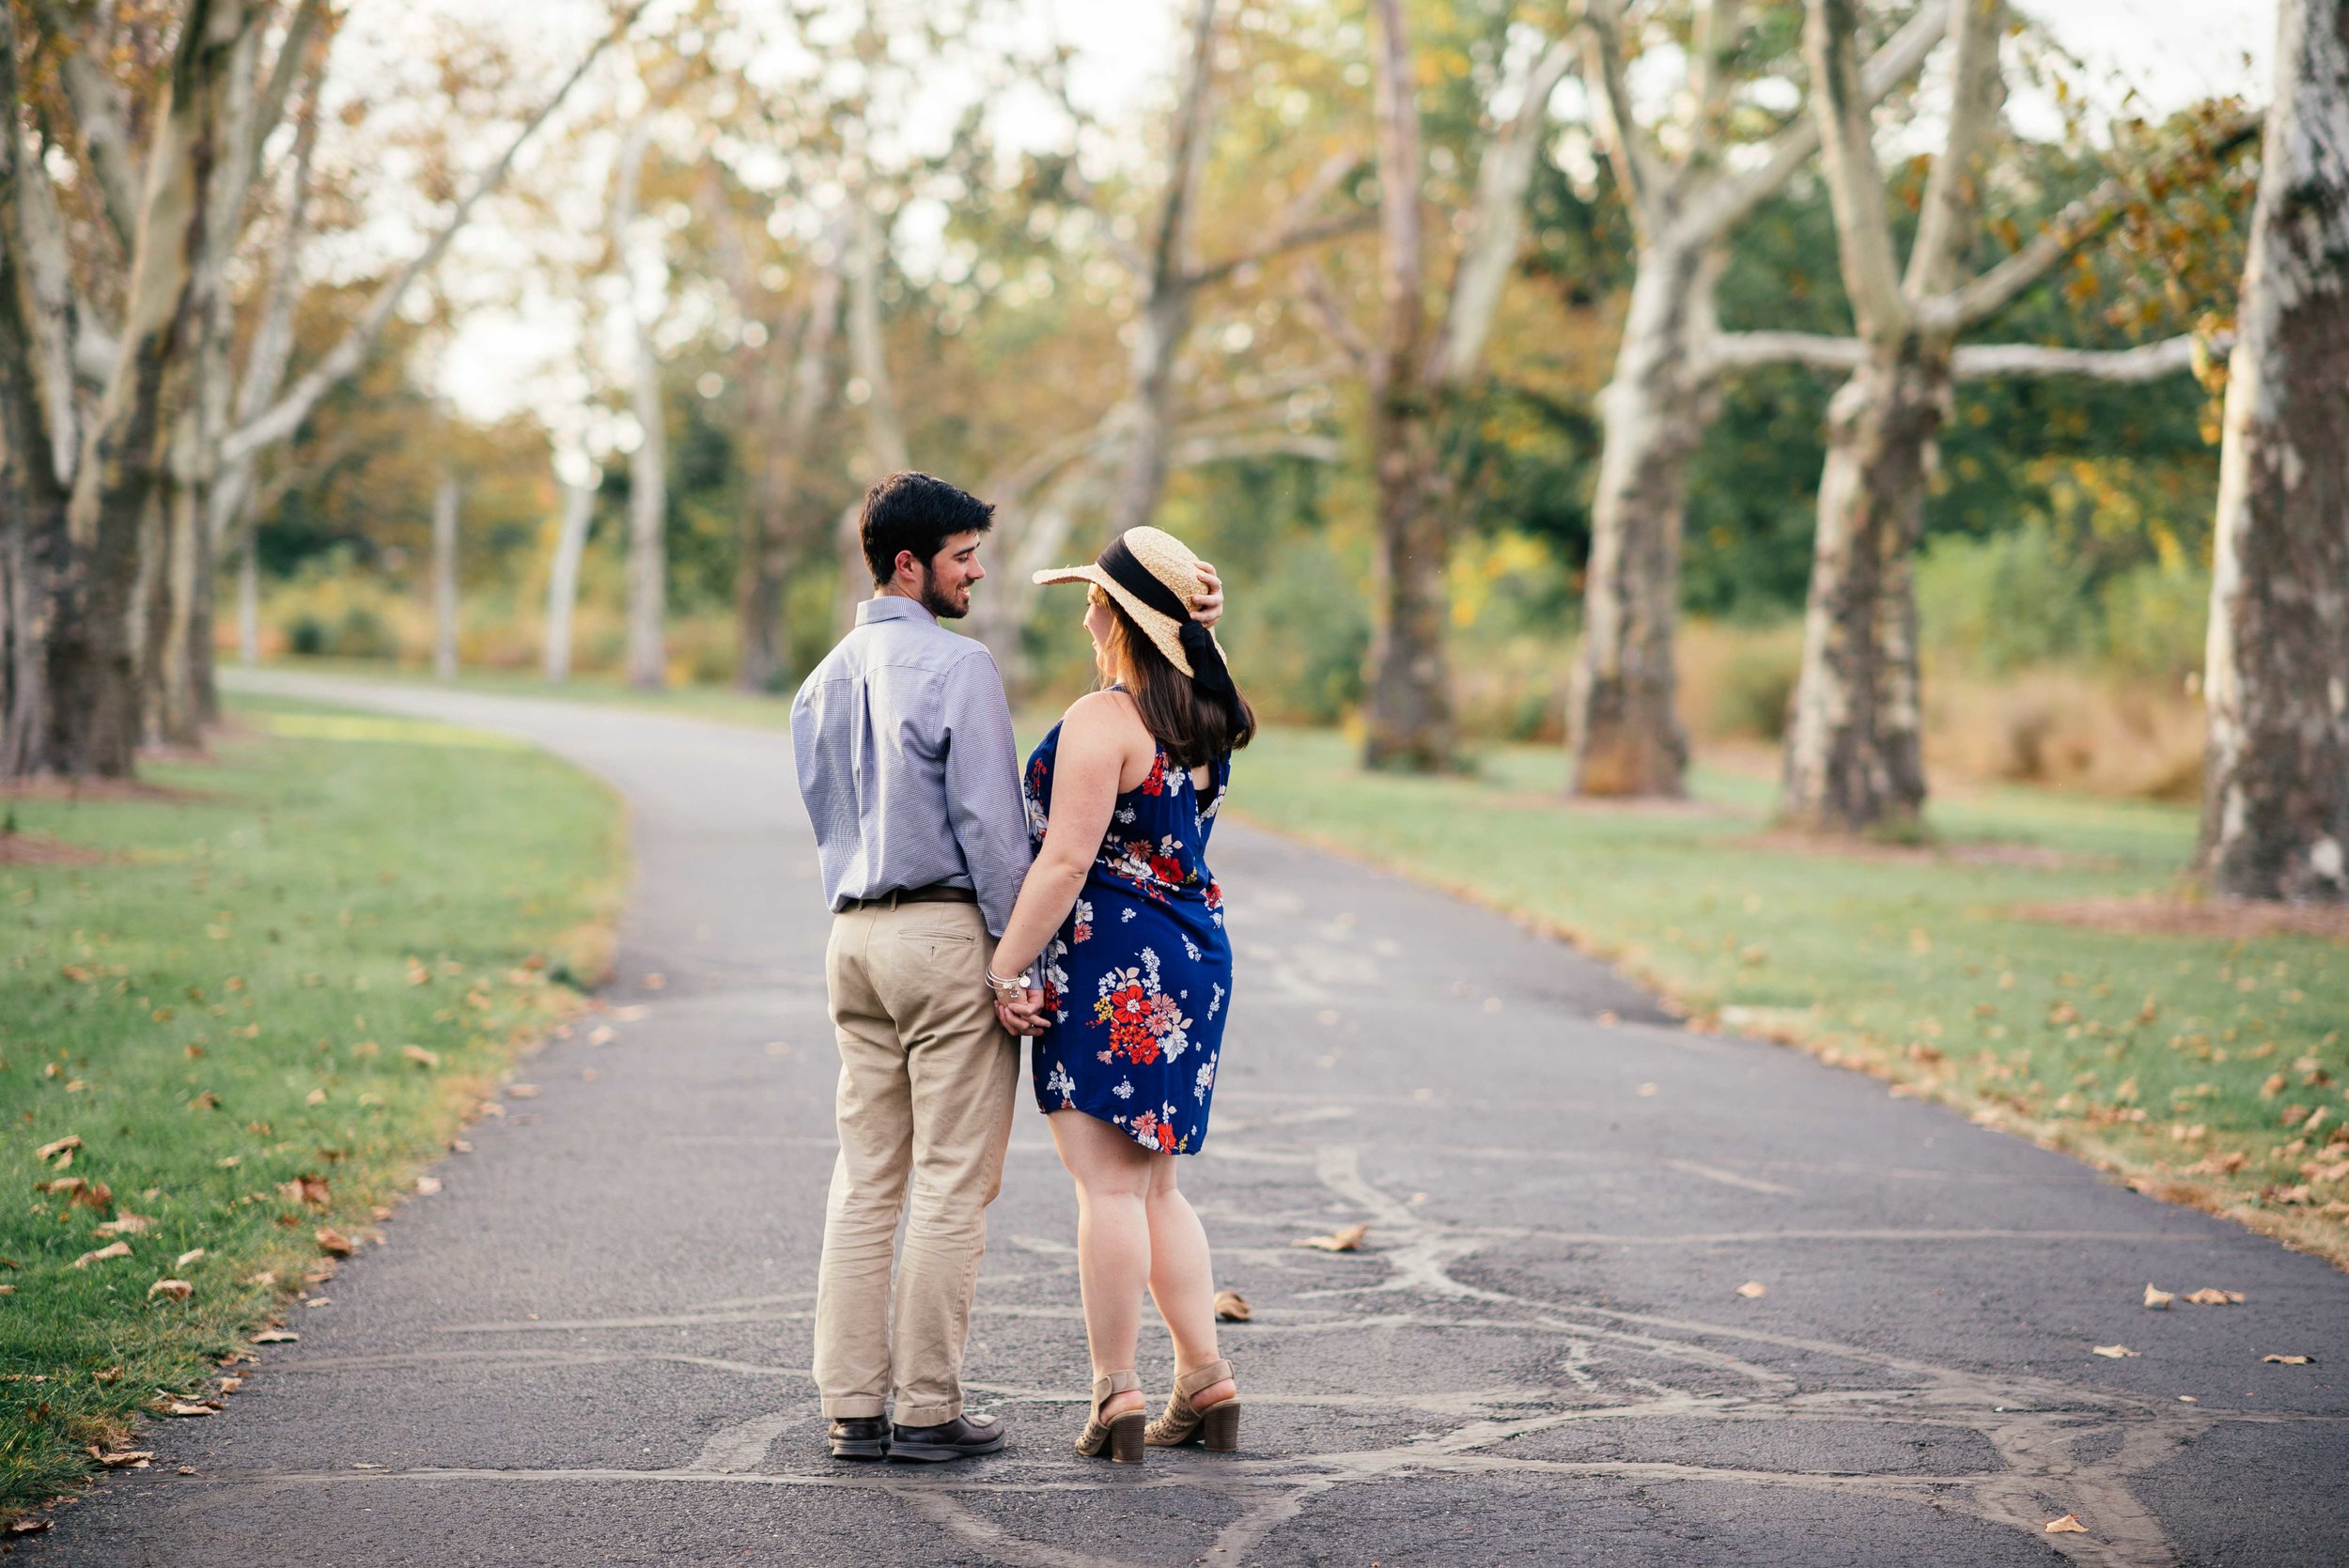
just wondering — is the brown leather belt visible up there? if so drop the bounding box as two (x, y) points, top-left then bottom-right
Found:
(845, 882), (978, 911)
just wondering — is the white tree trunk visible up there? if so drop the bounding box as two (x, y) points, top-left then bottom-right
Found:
(542, 474), (594, 685)
(614, 122), (668, 690)
(1567, 237), (1719, 794)
(237, 530), (259, 667)
(2198, 0), (2349, 901)
(838, 200), (912, 635)
(431, 472), (459, 681)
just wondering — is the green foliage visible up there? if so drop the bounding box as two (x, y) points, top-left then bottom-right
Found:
(1918, 519), (2095, 672)
(0, 699), (621, 1511)
(2099, 561), (2211, 684)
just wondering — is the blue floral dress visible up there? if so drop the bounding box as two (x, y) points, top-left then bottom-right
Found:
(1023, 719), (1232, 1155)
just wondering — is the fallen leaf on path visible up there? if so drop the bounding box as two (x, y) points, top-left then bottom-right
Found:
(588, 1025), (616, 1046)
(8, 1518), (50, 1534)
(159, 1401), (215, 1418)
(91, 1449), (152, 1468)
(72, 1242), (132, 1268)
(414, 1176), (442, 1195)
(315, 1227), (355, 1258)
(1636, 1083), (1657, 1096)
(506, 1083), (540, 1099)
(2184, 1288), (2244, 1305)
(1294, 1223), (1368, 1252)
(2262, 1355), (2311, 1365)
(2142, 1284), (2173, 1311)
(2045, 1514), (2088, 1534)
(1213, 1289), (1251, 1323)
(303, 1296), (334, 1308)
(399, 1045), (441, 1069)
(2091, 1344), (2138, 1358)
(147, 1279), (192, 1301)
(642, 973), (666, 989)
(251, 1328), (298, 1343)
(178, 1466), (195, 1475)
(1736, 1281), (1768, 1299)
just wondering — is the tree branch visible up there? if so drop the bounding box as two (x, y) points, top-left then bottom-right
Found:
(1681, 3), (1948, 245)
(1432, 36), (1575, 386)
(1144, 0), (1221, 302)
(1929, 111), (2262, 330)
(221, 1), (647, 465)
(1803, 0), (1909, 342)
(27, 0), (143, 250)
(1575, 0), (1670, 226)
(1294, 256), (1373, 373)
(1950, 334), (2202, 380)
(1167, 428), (1343, 467)
(1187, 207), (1377, 291)
(241, 0), (329, 194)
(1705, 330), (1869, 372)
(1904, 0), (2005, 300)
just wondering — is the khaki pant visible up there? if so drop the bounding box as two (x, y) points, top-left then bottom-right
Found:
(813, 898), (1019, 1426)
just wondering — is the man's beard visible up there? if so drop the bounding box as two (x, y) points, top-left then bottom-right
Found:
(918, 567), (969, 620)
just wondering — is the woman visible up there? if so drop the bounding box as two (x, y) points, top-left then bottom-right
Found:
(984, 525), (1253, 1465)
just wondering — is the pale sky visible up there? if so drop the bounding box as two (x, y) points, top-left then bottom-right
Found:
(319, 0), (2277, 440)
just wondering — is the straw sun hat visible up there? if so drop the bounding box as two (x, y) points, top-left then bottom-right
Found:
(1033, 526), (1236, 698)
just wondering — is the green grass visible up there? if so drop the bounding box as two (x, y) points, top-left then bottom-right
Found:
(1229, 728), (2349, 1265)
(0, 694), (624, 1510)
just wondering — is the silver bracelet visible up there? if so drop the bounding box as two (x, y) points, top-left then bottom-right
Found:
(986, 968), (1034, 998)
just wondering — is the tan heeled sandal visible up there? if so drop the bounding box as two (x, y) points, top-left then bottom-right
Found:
(1075, 1371), (1146, 1463)
(1144, 1358), (1239, 1451)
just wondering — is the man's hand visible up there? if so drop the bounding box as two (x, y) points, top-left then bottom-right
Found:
(1190, 562), (1223, 629)
(995, 987), (1050, 1037)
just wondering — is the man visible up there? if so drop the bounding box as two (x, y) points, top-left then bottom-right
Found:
(790, 472), (1219, 1463)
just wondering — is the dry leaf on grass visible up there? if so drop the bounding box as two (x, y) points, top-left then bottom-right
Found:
(1293, 1222), (1368, 1252)
(2262, 1355), (2312, 1365)
(399, 1045), (440, 1070)
(90, 1449), (152, 1468)
(71, 1241), (132, 1268)
(251, 1328), (298, 1344)
(2092, 1344), (2139, 1358)
(1735, 1281), (1768, 1299)
(2142, 1284), (2173, 1310)
(1213, 1289), (1252, 1323)
(314, 1227), (356, 1258)
(279, 1175), (331, 1207)
(147, 1279), (193, 1301)
(37, 1134), (82, 1168)
(176, 1249), (206, 1268)
(93, 1214), (152, 1236)
(2045, 1514), (2088, 1534)
(2185, 1288), (2245, 1306)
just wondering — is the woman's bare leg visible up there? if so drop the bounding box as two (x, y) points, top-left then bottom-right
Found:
(1049, 1110), (1152, 1419)
(1143, 1158), (1236, 1409)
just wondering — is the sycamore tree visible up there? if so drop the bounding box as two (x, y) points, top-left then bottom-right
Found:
(2198, 0), (2349, 902)
(1775, 0), (2254, 832)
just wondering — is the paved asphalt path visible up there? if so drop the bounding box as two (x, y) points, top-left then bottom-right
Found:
(29, 672), (2349, 1567)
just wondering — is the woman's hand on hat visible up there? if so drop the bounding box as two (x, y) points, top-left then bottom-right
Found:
(1190, 562), (1223, 629)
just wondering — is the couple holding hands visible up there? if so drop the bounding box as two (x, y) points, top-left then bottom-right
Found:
(791, 471), (1252, 1466)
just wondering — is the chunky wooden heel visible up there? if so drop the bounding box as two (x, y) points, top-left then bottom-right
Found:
(1076, 1372), (1146, 1464)
(1143, 1358), (1240, 1451)
(1198, 1398), (1241, 1452)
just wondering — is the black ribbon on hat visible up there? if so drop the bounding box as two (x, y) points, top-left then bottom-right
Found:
(1097, 535), (1237, 702)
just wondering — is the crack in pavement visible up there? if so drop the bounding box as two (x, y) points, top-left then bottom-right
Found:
(211, 1134), (2343, 1568)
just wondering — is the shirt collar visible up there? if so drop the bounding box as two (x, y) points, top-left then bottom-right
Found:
(857, 595), (937, 628)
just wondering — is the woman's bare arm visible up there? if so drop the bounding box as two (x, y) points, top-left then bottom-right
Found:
(990, 692), (1148, 997)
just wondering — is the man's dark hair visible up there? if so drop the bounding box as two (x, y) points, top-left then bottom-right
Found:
(860, 472), (994, 584)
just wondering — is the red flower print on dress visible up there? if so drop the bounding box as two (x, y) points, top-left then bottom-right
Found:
(1140, 753), (1168, 796)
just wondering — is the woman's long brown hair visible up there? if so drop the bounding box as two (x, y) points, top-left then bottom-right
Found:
(1094, 587), (1255, 768)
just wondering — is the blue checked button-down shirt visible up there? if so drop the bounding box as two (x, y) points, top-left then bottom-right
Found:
(790, 596), (1033, 937)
